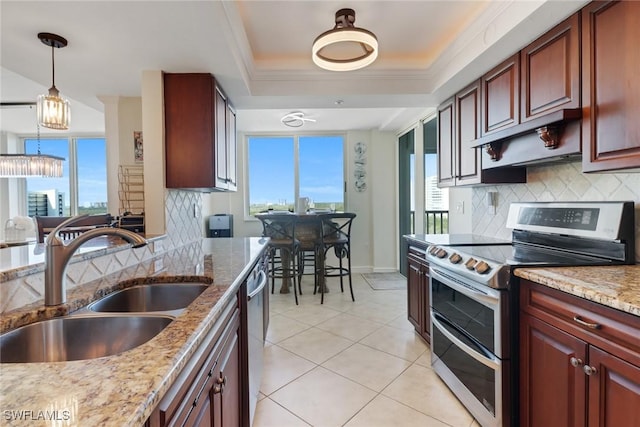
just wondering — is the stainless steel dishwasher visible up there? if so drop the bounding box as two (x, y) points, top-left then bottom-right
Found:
(247, 262), (268, 425)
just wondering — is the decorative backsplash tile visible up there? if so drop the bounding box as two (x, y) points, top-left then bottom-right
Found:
(1, 189), (204, 313)
(472, 161), (640, 261)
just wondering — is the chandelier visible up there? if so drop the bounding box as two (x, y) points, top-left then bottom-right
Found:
(312, 8), (378, 72)
(36, 32), (71, 130)
(0, 106), (64, 178)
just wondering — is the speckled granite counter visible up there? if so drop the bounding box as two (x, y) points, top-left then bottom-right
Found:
(514, 265), (640, 317)
(0, 237), (268, 426)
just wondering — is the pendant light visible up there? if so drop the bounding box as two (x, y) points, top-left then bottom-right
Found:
(36, 32), (71, 130)
(312, 9), (378, 72)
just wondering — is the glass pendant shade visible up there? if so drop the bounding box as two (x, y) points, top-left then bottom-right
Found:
(0, 154), (64, 178)
(37, 88), (70, 130)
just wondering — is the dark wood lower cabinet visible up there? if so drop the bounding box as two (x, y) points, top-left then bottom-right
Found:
(149, 297), (242, 427)
(407, 246), (430, 344)
(520, 279), (640, 427)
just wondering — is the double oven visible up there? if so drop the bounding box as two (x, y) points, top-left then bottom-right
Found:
(425, 201), (635, 427)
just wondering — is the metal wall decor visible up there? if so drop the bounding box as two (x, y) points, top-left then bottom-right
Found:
(353, 142), (367, 192)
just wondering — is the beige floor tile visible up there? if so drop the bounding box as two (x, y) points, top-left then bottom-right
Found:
(359, 325), (428, 362)
(260, 345), (316, 395)
(253, 397), (311, 427)
(280, 303), (342, 326)
(346, 301), (402, 324)
(322, 343), (411, 392)
(265, 313), (311, 344)
(382, 364), (474, 427)
(344, 394), (450, 427)
(471, 420), (481, 427)
(413, 348), (432, 368)
(385, 313), (415, 332)
(270, 366), (376, 427)
(278, 327), (354, 364)
(314, 313), (383, 341)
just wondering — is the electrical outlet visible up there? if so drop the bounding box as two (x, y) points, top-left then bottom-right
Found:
(456, 201), (464, 214)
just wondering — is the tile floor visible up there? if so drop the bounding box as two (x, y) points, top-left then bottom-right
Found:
(253, 273), (479, 427)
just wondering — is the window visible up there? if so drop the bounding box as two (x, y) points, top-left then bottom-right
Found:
(247, 135), (344, 215)
(25, 137), (107, 216)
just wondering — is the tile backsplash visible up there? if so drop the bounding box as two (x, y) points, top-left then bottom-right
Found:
(1, 190), (203, 313)
(472, 161), (640, 261)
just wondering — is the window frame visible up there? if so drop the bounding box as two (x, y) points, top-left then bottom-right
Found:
(21, 134), (107, 216)
(244, 131), (347, 220)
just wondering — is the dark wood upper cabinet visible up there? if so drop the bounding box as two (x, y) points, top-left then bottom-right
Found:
(456, 81), (482, 186)
(437, 98), (456, 187)
(521, 12), (580, 122)
(582, 0), (640, 172)
(437, 83), (526, 187)
(481, 53), (520, 136)
(164, 73), (237, 191)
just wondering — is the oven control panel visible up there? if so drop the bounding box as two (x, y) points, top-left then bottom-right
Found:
(425, 245), (511, 289)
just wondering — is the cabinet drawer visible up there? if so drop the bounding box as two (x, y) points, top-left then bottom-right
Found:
(520, 280), (640, 361)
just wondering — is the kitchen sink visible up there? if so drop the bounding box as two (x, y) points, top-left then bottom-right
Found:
(88, 283), (209, 313)
(0, 315), (173, 363)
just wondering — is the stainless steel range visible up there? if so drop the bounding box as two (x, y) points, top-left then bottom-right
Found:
(426, 201), (635, 427)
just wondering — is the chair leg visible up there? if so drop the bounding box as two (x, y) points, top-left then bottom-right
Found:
(346, 251), (354, 302)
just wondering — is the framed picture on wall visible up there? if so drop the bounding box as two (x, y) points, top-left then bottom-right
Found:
(134, 131), (143, 162)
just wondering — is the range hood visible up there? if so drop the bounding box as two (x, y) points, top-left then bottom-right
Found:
(472, 108), (582, 169)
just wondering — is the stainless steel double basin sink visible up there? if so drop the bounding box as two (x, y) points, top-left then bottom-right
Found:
(0, 283), (209, 363)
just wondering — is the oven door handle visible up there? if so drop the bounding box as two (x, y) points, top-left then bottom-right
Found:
(430, 267), (500, 308)
(432, 312), (500, 370)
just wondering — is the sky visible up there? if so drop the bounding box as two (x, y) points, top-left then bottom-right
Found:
(248, 135), (344, 206)
(25, 138), (107, 207)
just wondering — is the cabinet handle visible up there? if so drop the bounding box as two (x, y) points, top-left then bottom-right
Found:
(216, 374), (227, 386)
(573, 316), (601, 329)
(583, 365), (598, 376)
(570, 357), (583, 368)
(213, 385), (222, 394)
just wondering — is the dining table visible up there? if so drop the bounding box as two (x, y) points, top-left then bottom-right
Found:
(256, 211), (331, 295)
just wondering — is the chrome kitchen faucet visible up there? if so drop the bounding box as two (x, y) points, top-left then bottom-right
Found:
(44, 215), (148, 306)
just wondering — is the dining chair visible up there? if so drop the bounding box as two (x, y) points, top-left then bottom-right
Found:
(318, 212), (356, 304)
(256, 213), (301, 305)
(35, 214), (114, 243)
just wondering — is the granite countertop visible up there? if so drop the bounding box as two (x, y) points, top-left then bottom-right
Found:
(404, 234), (512, 246)
(0, 237), (268, 426)
(514, 265), (640, 317)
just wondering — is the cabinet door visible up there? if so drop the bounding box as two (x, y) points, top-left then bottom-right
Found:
(588, 346), (640, 427)
(437, 98), (456, 187)
(226, 103), (237, 191)
(481, 54), (520, 136)
(520, 313), (587, 427)
(217, 328), (240, 427)
(407, 255), (422, 330)
(455, 81), (481, 186)
(164, 73), (216, 189)
(521, 13), (580, 122)
(214, 86), (229, 189)
(582, 0), (640, 172)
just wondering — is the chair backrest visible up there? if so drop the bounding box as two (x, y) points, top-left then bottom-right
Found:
(256, 213), (297, 242)
(35, 214), (114, 243)
(320, 212), (356, 243)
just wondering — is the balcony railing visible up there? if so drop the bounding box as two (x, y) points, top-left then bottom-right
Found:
(409, 210), (449, 234)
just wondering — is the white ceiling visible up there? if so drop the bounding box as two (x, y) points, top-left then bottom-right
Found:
(0, 0), (587, 135)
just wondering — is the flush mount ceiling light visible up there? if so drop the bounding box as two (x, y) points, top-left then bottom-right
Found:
(281, 111), (316, 128)
(37, 32), (71, 130)
(312, 8), (378, 72)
